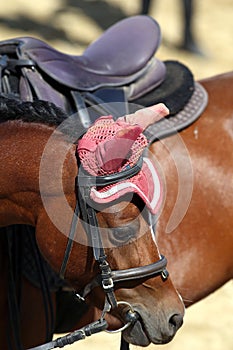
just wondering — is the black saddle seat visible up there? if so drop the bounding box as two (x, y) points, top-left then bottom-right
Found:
(16, 15), (165, 92)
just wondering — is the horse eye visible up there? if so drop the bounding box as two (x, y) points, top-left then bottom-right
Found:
(109, 225), (137, 245)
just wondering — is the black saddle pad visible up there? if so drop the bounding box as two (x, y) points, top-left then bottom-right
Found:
(133, 60), (194, 115)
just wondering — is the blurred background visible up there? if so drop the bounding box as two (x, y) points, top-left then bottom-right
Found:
(0, 1), (232, 349)
(1, 0), (233, 79)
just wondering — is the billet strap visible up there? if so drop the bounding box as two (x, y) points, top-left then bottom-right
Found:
(71, 90), (92, 128)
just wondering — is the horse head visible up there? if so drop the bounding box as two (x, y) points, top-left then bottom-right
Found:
(0, 99), (184, 346)
(42, 103), (184, 346)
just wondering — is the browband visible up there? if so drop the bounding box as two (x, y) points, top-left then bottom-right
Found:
(78, 156), (143, 187)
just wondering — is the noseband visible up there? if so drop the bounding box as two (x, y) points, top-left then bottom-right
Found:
(29, 156), (169, 350)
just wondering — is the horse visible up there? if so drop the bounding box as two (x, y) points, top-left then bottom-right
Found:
(0, 98), (185, 349)
(0, 14), (232, 350)
(65, 70), (233, 335)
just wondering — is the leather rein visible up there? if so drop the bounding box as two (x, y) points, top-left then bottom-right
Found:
(29, 156), (169, 350)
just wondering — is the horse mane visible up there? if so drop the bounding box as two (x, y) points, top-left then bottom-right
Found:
(0, 95), (68, 126)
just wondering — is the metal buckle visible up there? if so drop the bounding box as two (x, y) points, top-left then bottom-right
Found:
(102, 277), (114, 290)
(105, 301), (138, 334)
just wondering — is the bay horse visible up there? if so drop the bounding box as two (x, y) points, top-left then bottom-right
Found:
(0, 99), (184, 349)
(153, 71), (233, 305)
(68, 71), (233, 336)
(0, 14), (232, 350)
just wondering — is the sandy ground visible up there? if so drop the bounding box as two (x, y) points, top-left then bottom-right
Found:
(0, 1), (232, 349)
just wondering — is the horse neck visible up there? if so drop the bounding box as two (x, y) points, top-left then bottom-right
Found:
(154, 72), (233, 304)
(0, 121), (77, 226)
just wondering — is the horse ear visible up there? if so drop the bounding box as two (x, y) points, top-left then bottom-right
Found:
(95, 125), (143, 172)
(95, 104), (169, 173)
(120, 103), (169, 130)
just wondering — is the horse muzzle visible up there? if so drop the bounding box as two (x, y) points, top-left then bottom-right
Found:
(118, 304), (184, 346)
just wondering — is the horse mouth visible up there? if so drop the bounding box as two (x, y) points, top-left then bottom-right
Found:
(120, 307), (179, 346)
(122, 317), (175, 346)
(111, 305), (149, 346)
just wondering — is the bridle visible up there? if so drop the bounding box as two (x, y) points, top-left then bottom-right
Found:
(28, 156), (169, 350)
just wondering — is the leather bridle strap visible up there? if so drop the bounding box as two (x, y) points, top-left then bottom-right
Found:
(79, 186), (118, 309)
(56, 155), (169, 350)
(28, 319), (108, 350)
(78, 156), (143, 187)
(82, 255), (168, 298)
(84, 201), (106, 261)
(59, 156), (143, 278)
(111, 255), (168, 282)
(60, 155), (169, 300)
(59, 202), (79, 279)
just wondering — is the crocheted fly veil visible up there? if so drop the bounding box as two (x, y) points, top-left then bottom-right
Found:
(77, 104), (169, 214)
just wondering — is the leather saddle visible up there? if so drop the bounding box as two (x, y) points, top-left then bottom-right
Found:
(0, 16), (167, 124)
(20, 15), (165, 94)
(0, 15), (207, 139)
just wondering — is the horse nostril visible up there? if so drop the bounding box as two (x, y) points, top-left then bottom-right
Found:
(169, 314), (183, 332)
